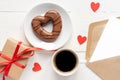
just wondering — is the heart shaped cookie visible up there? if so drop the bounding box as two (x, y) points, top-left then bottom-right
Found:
(32, 10), (62, 42)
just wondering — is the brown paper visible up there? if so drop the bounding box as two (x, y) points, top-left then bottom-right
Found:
(86, 20), (107, 61)
(0, 38), (31, 80)
(86, 19), (120, 80)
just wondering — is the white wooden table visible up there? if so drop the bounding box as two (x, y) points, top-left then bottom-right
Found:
(0, 0), (120, 80)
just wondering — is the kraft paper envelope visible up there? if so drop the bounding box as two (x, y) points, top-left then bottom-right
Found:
(86, 18), (120, 80)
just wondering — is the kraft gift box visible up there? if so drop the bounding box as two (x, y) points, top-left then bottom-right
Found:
(86, 18), (120, 80)
(0, 38), (33, 80)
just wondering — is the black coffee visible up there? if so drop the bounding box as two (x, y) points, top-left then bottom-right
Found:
(55, 50), (77, 72)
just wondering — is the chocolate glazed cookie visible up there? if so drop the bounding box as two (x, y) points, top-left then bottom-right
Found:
(31, 10), (62, 42)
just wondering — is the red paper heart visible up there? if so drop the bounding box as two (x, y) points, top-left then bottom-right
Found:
(32, 62), (41, 72)
(91, 2), (100, 12)
(77, 35), (87, 44)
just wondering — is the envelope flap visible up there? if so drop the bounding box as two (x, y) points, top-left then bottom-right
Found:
(86, 20), (108, 61)
(87, 56), (120, 80)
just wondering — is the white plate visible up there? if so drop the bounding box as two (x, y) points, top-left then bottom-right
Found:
(24, 3), (72, 50)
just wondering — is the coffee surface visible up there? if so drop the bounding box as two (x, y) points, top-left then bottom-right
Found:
(55, 50), (76, 72)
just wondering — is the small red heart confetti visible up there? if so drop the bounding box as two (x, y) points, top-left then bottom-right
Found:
(77, 35), (87, 45)
(32, 62), (41, 72)
(91, 2), (100, 12)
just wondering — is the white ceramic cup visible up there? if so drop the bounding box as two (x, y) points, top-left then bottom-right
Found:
(52, 49), (79, 76)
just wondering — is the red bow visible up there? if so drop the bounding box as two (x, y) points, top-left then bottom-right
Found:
(0, 42), (43, 80)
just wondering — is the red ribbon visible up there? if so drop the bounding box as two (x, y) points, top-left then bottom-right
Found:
(0, 41), (43, 80)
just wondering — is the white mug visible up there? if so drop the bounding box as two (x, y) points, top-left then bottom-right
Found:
(52, 49), (79, 76)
